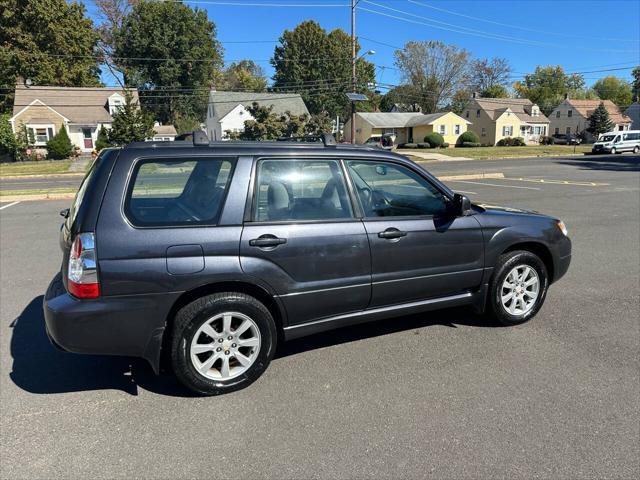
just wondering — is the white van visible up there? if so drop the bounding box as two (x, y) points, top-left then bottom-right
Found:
(592, 130), (640, 154)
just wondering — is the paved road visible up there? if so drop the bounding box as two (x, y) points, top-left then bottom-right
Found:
(1, 155), (639, 478)
(0, 174), (83, 191)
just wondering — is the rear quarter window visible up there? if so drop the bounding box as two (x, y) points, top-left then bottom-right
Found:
(124, 157), (235, 227)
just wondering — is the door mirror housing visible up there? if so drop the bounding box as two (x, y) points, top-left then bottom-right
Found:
(452, 193), (472, 216)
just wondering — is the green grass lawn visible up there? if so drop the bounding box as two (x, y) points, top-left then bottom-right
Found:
(0, 160), (74, 177)
(399, 144), (591, 160)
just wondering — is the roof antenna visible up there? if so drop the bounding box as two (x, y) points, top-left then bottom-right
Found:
(193, 130), (209, 146)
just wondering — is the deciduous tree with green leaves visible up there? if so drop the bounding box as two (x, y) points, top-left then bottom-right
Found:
(514, 65), (589, 115)
(217, 60), (267, 92)
(271, 21), (375, 119)
(113, 1), (223, 127)
(587, 102), (614, 137)
(592, 76), (632, 108)
(0, 0), (102, 112)
(108, 96), (154, 146)
(225, 102), (328, 141)
(0, 114), (18, 160)
(481, 84), (509, 98)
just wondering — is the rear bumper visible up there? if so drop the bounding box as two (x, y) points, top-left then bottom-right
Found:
(43, 273), (179, 372)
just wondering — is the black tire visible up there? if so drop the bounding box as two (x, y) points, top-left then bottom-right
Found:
(633, 146), (639, 154)
(610, 147), (616, 154)
(170, 292), (277, 395)
(487, 250), (549, 326)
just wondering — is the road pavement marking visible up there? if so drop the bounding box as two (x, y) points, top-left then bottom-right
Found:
(453, 190), (477, 194)
(512, 177), (610, 186)
(448, 180), (541, 190)
(0, 201), (20, 210)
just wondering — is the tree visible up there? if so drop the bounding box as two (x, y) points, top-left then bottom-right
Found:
(0, 0), (102, 112)
(46, 127), (74, 159)
(380, 85), (422, 112)
(272, 21), (375, 119)
(632, 66), (640, 102)
(0, 114), (18, 160)
(113, 1), (223, 127)
(108, 95), (154, 145)
(481, 84), (509, 98)
(587, 102), (614, 136)
(95, 125), (111, 152)
(469, 57), (511, 93)
(394, 41), (470, 113)
(513, 65), (589, 115)
(225, 102), (327, 141)
(592, 76), (633, 108)
(217, 60), (267, 92)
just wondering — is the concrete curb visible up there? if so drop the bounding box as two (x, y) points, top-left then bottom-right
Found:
(438, 172), (504, 181)
(0, 192), (76, 202)
(0, 173), (85, 180)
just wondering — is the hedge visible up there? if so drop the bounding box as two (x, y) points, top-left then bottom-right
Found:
(496, 136), (526, 147)
(457, 130), (479, 145)
(417, 142), (430, 149)
(424, 132), (445, 148)
(460, 142), (481, 147)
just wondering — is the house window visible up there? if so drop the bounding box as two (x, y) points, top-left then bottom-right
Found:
(438, 125), (446, 135)
(476, 109), (481, 118)
(568, 110), (573, 117)
(556, 111), (560, 118)
(27, 125), (55, 145)
(502, 125), (513, 136)
(481, 128), (486, 137)
(566, 127), (571, 134)
(555, 127), (559, 134)
(465, 111), (469, 118)
(541, 126), (546, 135)
(109, 99), (123, 115)
(454, 124), (460, 135)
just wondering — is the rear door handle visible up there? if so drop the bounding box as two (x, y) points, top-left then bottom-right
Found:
(378, 228), (407, 239)
(249, 235), (287, 248)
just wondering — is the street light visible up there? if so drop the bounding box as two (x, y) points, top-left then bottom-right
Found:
(350, 49), (375, 144)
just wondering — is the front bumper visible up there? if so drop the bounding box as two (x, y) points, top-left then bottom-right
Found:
(591, 145), (611, 153)
(551, 236), (572, 283)
(43, 273), (180, 372)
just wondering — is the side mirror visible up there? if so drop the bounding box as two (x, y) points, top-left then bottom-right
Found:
(59, 208), (70, 219)
(452, 193), (471, 216)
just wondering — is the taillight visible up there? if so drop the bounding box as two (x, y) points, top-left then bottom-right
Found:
(68, 233), (100, 299)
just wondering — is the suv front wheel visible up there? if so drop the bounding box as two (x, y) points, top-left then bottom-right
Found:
(488, 250), (549, 326)
(171, 292), (277, 395)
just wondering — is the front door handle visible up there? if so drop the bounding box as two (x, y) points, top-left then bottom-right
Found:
(249, 235), (287, 248)
(378, 228), (407, 239)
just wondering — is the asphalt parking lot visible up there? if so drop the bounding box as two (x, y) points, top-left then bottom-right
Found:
(1, 154), (639, 479)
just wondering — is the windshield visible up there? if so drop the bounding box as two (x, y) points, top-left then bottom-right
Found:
(599, 135), (616, 142)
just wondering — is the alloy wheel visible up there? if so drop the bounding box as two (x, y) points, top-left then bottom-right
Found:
(190, 312), (261, 380)
(500, 265), (540, 316)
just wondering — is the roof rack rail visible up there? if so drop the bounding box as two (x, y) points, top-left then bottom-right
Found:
(276, 132), (336, 147)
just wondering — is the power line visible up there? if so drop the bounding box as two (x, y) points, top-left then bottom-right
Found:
(358, 1), (639, 54)
(407, 0), (638, 43)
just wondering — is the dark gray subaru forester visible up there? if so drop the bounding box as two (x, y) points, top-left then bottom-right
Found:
(44, 133), (571, 395)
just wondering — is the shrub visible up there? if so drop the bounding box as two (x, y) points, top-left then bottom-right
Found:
(457, 130), (479, 145)
(497, 137), (526, 147)
(441, 142), (449, 148)
(424, 132), (444, 148)
(403, 143), (417, 149)
(496, 138), (509, 146)
(460, 142), (481, 147)
(512, 137), (526, 146)
(539, 136), (554, 145)
(417, 142), (430, 149)
(95, 125), (111, 152)
(46, 127), (74, 159)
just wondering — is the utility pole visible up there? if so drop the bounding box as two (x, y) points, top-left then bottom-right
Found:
(351, 0), (356, 144)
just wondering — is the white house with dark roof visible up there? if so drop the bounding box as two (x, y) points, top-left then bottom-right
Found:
(10, 83), (139, 152)
(549, 97), (632, 142)
(205, 90), (309, 141)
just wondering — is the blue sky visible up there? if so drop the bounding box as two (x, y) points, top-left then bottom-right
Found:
(84, 0), (640, 90)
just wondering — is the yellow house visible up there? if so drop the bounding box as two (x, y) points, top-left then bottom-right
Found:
(463, 97), (550, 145)
(344, 111), (471, 145)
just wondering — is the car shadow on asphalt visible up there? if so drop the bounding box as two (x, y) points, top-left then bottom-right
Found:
(556, 154), (640, 172)
(9, 297), (500, 398)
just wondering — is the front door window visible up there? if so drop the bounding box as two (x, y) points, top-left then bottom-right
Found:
(82, 128), (93, 149)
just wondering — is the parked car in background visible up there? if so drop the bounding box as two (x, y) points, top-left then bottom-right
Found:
(365, 133), (395, 150)
(44, 133), (572, 395)
(592, 130), (640, 154)
(552, 133), (582, 145)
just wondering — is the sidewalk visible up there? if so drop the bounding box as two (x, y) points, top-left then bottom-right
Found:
(400, 151), (472, 161)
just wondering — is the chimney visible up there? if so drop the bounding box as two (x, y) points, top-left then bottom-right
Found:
(472, 92), (478, 99)
(564, 93), (569, 100)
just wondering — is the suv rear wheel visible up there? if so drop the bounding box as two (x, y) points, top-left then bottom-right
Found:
(488, 250), (549, 326)
(171, 292), (277, 395)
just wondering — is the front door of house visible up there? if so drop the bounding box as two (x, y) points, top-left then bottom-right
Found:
(82, 128), (93, 149)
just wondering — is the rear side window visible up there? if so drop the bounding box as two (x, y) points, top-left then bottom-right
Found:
(254, 159), (353, 222)
(125, 158), (234, 227)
